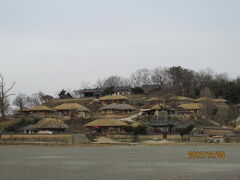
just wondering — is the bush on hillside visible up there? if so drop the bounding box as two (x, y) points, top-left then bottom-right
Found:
(4, 117), (41, 133)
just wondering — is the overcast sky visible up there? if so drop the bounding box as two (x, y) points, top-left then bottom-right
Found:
(0, 0), (240, 96)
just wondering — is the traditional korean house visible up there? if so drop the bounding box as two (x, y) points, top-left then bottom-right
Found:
(195, 97), (227, 105)
(85, 119), (128, 134)
(152, 104), (174, 116)
(81, 88), (104, 98)
(22, 105), (53, 116)
(169, 96), (195, 105)
(99, 104), (136, 114)
(212, 98), (227, 104)
(98, 95), (128, 105)
(54, 103), (90, 118)
(34, 118), (69, 134)
(195, 97), (212, 103)
(142, 103), (171, 116)
(19, 124), (37, 134)
(177, 103), (203, 114)
(113, 86), (132, 95)
(145, 97), (159, 104)
(148, 117), (175, 138)
(141, 84), (161, 95)
(75, 106), (91, 118)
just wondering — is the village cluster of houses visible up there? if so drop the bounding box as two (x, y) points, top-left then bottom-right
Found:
(17, 93), (235, 136)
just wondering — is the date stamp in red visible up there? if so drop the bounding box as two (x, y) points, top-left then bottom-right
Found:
(189, 151), (225, 159)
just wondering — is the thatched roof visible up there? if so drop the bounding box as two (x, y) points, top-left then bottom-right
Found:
(212, 98), (227, 103)
(19, 124), (36, 131)
(151, 104), (164, 110)
(131, 122), (141, 127)
(146, 97), (159, 102)
(100, 104), (136, 111)
(178, 103), (203, 110)
(35, 118), (69, 129)
(54, 103), (83, 111)
(149, 117), (175, 127)
(76, 105), (90, 112)
(85, 119), (127, 127)
(24, 105), (53, 112)
(170, 96), (194, 101)
(195, 97), (211, 102)
(99, 95), (128, 101)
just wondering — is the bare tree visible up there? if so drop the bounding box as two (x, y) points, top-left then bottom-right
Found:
(29, 91), (45, 106)
(13, 94), (28, 111)
(130, 68), (153, 87)
(196, 68), (214, 91)
(0, 74), (16, 121)
(95, 75), (129, 89)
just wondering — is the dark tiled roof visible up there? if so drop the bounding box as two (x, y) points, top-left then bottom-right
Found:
(142, 85), (161, 93)
(149, 117), (175, 127)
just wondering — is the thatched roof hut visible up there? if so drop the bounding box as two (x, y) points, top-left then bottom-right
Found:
(35, 118), (69, 130)
(85, 119), (127, 127)
(99, 95), (128, 101)
(76, 106), (90, 112)
(170, 96), (194, 102)
(19, 124), (37, 131)
(151, 104), (164, 110)
(195, 97), (211, 102)
(195, 97), (227, 104)
(54, 103), (83, 111)
(23, 105), (53, 112)
(178, 103), (203, 110)
(100, 104), (136, 111)
(146, 97), (159, 102)
(212, 98), (227, 104)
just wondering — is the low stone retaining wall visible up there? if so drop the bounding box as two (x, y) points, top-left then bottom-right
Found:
(0, 134), (90, 144)
(108, 134), (240, 143)
(108, 134), (183, 141)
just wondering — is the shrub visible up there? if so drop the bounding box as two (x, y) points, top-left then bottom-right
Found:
(4, 117), (41, 132)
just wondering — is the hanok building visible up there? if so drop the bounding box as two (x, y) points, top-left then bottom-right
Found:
(169, 96), (195, 106)
(85, 119), (128, 134)
(142, 103), (169, 116)
(148, 117), (175, 138)
(19, 124), (37, 134)
(75, 106), (91, 118)
(195, 97), (227, 105)
(113, 86), (132, 96)
(98, 95), (128, 105)
(145, 97), (159, 104)
(54, 103), (90, 118)
(81, 88), (104, 98)
(177, 103), (203, 114)
(99, 104), (136, 114)
(141, 84), (161, 95)
(22, 105), (53, 117)
(34, 118), (69, 134)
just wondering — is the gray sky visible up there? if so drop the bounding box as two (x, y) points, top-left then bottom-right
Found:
(0, 0), (240, 96)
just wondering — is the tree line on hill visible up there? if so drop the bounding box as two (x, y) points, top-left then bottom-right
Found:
(77, 66), (240, 104)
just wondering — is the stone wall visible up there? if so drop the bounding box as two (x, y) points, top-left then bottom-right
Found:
(0, 134), (90, 144)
